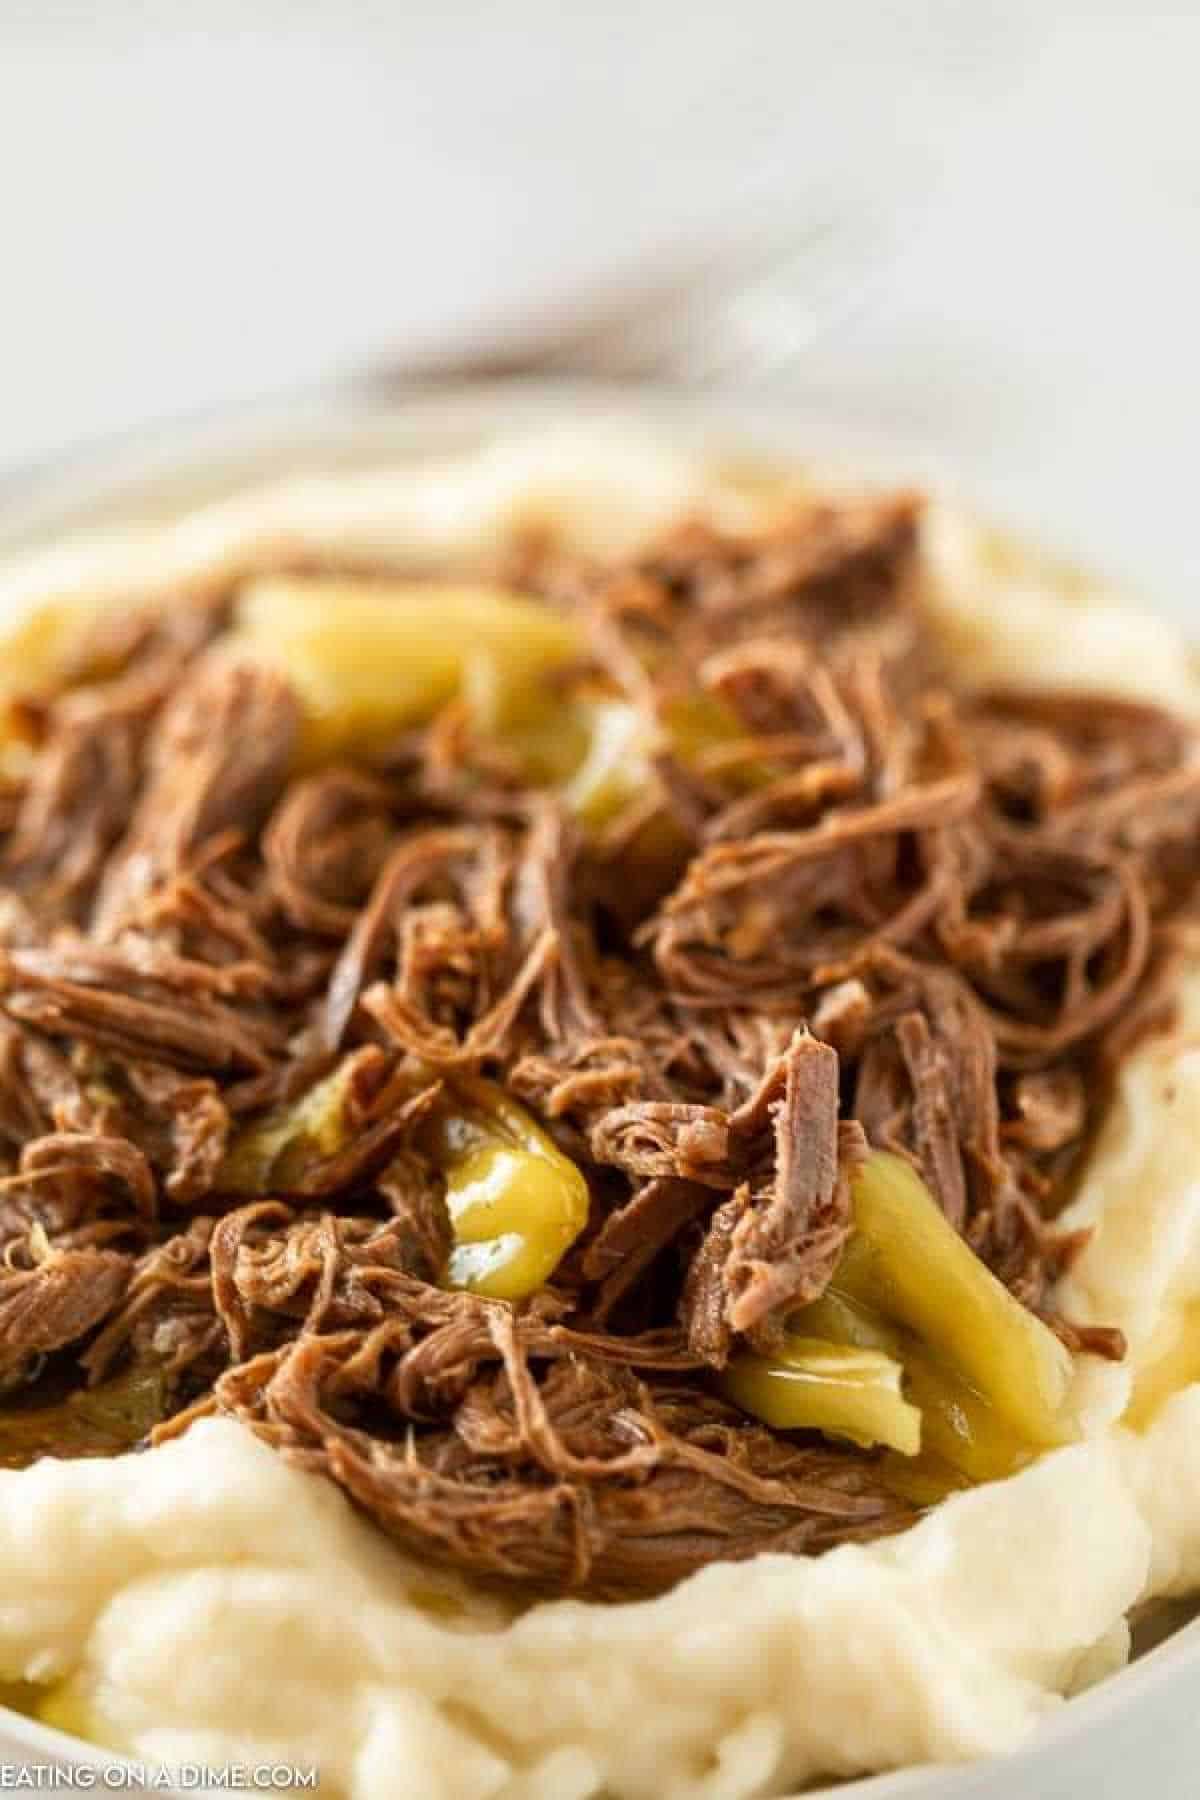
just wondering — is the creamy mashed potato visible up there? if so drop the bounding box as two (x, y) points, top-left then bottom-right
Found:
(0, 432), (1198, 1800)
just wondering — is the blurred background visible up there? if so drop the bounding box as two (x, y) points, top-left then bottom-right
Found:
(0, 1), (1197, 615)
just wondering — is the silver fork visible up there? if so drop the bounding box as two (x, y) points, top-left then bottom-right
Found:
(368, 196), (918, 392)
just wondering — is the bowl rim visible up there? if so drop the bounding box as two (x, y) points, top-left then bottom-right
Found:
(0, 373), (1054, 556)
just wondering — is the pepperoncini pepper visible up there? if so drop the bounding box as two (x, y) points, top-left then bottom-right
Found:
(426, 1076), (590, 1302)
(721, 1336), (921, 1455)
(723, 1154), (1077, 1477)
(221, 1059), (589, 1302)
(562, 691), (761, 829)
(794, 1288), (1035, 1483)
(234, 576), (580, 765)
(843, 1153), (1075, 1449)
(218, 1061), (360, 1194)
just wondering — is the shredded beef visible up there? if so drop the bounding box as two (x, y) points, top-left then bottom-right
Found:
(724, 1039), (861, 1347)
(0, 1246), (132, 1388)
(0, 487), (1195, 1600)
(189, 1317), (910, 1598)
(92, 657), (300, 938)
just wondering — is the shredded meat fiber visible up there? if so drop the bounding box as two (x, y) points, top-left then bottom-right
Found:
(0, 489), (1196, 1600)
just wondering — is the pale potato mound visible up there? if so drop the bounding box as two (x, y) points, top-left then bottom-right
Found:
(0, 431), (1198, 1800)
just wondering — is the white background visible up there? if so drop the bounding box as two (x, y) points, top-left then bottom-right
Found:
(0, 2), (1197, 621)
(0, 9), (1197, 1796)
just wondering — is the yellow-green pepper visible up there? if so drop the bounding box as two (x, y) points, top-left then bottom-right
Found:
(235, 575), (580, 765)
(843, 1153), (1075, 1447)
(218, 1061), (359, 1194)
(428, 1076), (590, 1302)
(794, 1285), (1035, 1483)
(721, 1335), (921, 1455)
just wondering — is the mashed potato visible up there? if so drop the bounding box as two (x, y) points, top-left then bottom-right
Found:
(0, 431), (1197, 1800)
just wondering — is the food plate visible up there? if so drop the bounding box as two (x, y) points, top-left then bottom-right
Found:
(0, 381), (1197, 1799)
